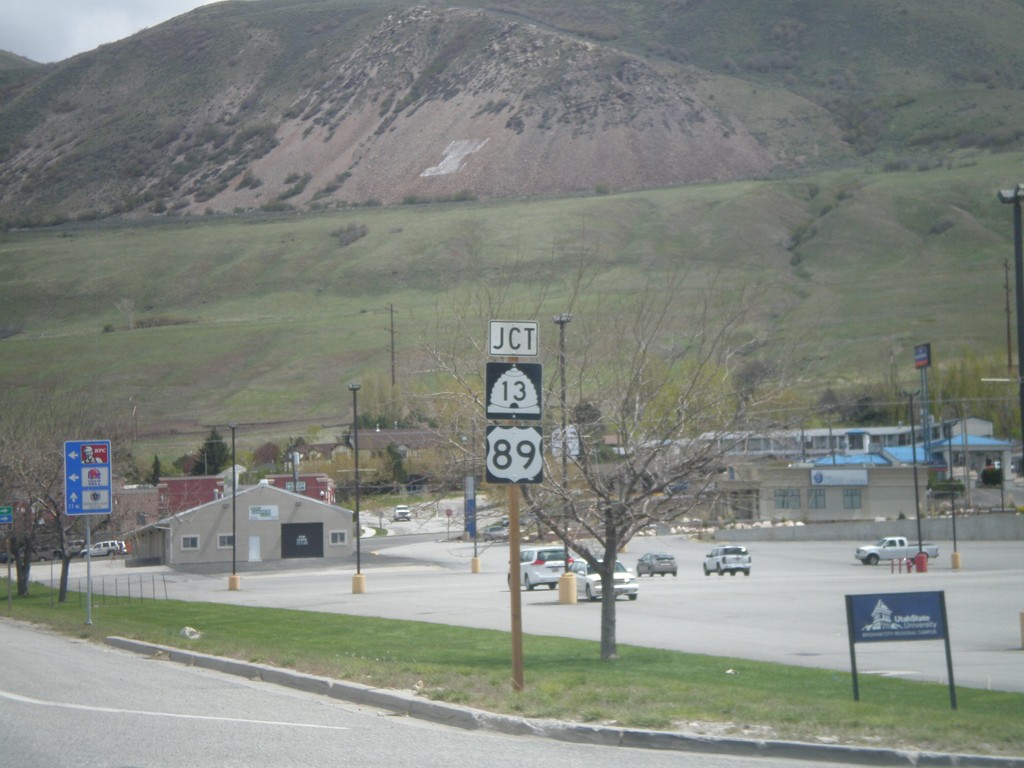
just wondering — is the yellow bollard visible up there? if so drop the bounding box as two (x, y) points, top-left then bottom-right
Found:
(951, 551), (961, 570)
(228, 574), (241, 591)
(471, 557), (481, 574)
(352, 573), (366, 594)
(558, 572), (577, 604)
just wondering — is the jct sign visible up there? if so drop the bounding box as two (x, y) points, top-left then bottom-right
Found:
(488, 320), (539, 357)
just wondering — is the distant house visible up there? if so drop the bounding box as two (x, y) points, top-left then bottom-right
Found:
(131, 481), (354, 569)
(345, 427), (444, 458)
(157, 476), (226, 516)
(262, 473), (336, 504)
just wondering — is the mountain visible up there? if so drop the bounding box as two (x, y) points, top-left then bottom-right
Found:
(1, 0), (1023, 225)
(2, 1), (1024, 456)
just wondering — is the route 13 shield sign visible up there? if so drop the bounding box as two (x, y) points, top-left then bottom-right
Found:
(485, 426), (544, 484)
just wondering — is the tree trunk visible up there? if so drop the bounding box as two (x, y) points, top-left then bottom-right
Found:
(599, 530), (619, 660)
(599, 578), (618, 659)
(58, 558), (72, 602)
(15, 552), (30, 597)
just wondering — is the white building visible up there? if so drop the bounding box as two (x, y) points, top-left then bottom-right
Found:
(132, 481), (354, 569)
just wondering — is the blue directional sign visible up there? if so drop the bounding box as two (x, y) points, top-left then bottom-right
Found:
(64, 440), (113, 516)
(0, 505), (12, 525)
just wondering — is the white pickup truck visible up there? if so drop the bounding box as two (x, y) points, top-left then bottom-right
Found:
(855, 536), (939, 565)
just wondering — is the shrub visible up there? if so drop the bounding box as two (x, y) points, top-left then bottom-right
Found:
(332, 223), (368, 247)
(980, 466), (1003, 487)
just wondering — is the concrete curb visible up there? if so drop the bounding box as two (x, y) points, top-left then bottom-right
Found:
(105, 636), (1023, 767)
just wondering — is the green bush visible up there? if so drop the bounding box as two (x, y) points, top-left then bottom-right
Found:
(980, 466), (1003, 487)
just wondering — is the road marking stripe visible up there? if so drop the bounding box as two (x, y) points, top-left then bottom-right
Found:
(0, 689), (350, 730)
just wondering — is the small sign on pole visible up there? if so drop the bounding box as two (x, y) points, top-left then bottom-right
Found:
(488, 320), (539, 357)
(485, 362), (543, 420)
(485, 426), (544, 484)
(845, 590), (956, 709)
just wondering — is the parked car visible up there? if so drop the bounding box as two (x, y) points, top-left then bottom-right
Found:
(570, 559), (639, 601)
(636, 552), (678, 577)
(511, 546), (571, 590)
(481, 524), (508, 541)
(703, 545), (751, 576)
(79, 540), (126, 558)
(392, 505), (412, 522)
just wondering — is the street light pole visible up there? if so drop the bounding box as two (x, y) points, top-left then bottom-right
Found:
(349, 383), (365, 593)
(902, 392), (924, 558)
(228, 422), (240, 591)
(553, 312), (576, 605)
(997, 183), (1024, 482)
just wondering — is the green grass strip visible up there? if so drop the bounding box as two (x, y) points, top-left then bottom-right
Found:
(3, 580), (1022, 758)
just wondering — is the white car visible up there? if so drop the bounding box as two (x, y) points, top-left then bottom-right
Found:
(511, 546), (570, 590)
(703, 545), (751, 576)
(570, 559), (639, 601)
(392, 505), (412, 522)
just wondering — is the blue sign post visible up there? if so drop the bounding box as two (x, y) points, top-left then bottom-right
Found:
(64, 440), (113, 627)
(845, 591), (956, 709)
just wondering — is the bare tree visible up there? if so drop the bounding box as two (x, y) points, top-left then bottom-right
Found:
(523, 277), (784, 658)
(418, 262), (786, 660)
(0, 390), (132, 600)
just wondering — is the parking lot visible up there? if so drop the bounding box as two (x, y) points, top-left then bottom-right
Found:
(53, 533), (1024, 693)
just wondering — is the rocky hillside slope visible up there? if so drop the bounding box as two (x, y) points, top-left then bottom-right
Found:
(0, 0), (1022, 225)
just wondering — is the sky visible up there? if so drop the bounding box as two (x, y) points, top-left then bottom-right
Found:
(0, 0), (224, 63)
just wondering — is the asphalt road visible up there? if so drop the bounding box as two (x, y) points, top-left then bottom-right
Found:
(2, 620), (872, 768)
(49, 532), (1024, 693)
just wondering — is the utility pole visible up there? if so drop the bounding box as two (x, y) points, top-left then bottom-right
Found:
(388, 304), (396, 387)
(1006, 260), (1014, 376)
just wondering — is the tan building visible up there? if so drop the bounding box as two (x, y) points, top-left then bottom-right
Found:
(132, 481), (354, 569)
(715, 464), (919, 522)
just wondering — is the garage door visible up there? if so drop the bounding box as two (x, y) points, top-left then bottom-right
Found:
(280, 522), (324, 559)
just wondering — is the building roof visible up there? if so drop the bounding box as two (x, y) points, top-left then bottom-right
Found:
(811, 453), (893, 467)
(139, 481), (349, 531)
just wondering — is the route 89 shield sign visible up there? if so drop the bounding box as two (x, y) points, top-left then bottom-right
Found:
(485, 426), (543, 484)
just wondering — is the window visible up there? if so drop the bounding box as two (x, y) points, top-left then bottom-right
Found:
(330, 530), (347, 545)
(217, 534), (234, 549)
(808, 488), (826, 509)
(773, 488), (801, 510)
(181, 535), (199, 550)
(843, 488), (862, 510)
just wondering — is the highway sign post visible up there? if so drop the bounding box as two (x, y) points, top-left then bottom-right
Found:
(486, 319), (545, 692)
(64, 440), (113, 626)
(2, 504), (11, 612)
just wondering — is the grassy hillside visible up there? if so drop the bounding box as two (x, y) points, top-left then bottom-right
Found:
(1, 152), (1020, 459)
